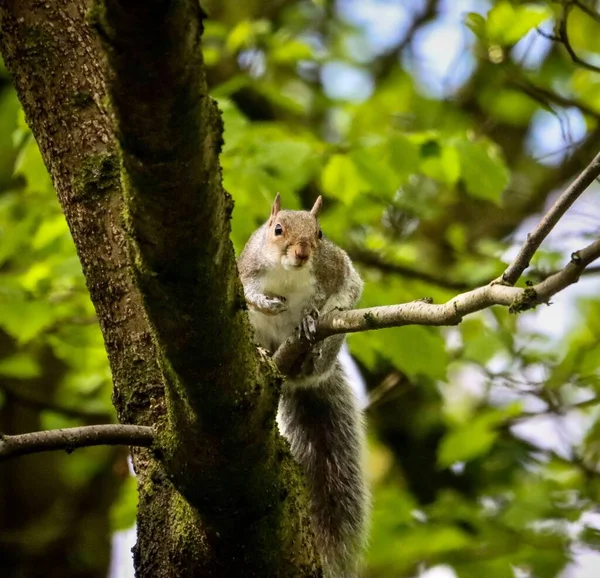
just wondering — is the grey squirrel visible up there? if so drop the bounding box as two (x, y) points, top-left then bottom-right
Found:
(238, 194), (369, 577)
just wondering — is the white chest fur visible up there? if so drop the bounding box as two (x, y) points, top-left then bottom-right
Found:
(249, 264), (317, 351)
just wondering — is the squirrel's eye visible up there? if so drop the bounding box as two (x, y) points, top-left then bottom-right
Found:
(274, 224), (283, 236)
(318, 229), (323, 239)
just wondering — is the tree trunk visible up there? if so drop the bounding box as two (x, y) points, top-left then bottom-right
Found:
(0, 0), (320, 575)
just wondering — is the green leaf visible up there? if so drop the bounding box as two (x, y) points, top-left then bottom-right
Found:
(270, 39), (313, 64)
(438, 420), (499, 468)
(480, 88), (539, 126)
(350, 325), (448, 380)
(387, 326), (448, 379)
(414, 137), (460, 186)
(487, 2), (551, 45)
(388, 134), (420, 181)
(226, 20), (271, 53)
(350, 147), (400, 199)
(31, 214), (70, 250)
(455, 138), (509, 203)
(461, 317), (507, 364)
(567, 5), (600, 54)
(321, 154), (367, 203)
(571, 70), (600, 114)
(438, 404), (522, 467)
(420, 139), (441, 158)
(465, 12), (487, 40)
(0, 352), (41, 378)
(0, 300), (55, 343)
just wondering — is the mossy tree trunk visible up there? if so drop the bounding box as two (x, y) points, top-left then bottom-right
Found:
(0, 0), (320, 576)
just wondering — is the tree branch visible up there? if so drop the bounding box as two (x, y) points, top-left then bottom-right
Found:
(349, 248), (473, 291)
(501, 149), (600, 285)
(0, 382), (111, 423)
(10, 231), (599, 459)
(94, 1), (320, 572)
(273, 239), (600, 375)
(0, 425), (154, 460)
(538, 3), (600, 73)
(558, 3), (600, 73)
(509, 77), (600, 121)
(7, 237), (600, 461)
(572, 0), (600, 23)
(96, 0), (264, 435)
(582, 264), (600, 276)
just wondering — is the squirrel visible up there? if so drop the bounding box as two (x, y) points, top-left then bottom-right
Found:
(238, 193), (369, 577)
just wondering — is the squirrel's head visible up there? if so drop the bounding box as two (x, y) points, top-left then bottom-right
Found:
(265, 193), (323, 270)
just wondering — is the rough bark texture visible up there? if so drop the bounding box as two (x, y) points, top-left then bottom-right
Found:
(0, 0), (319, 576)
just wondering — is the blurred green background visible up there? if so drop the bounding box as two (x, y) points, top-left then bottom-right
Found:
(2, 1), (600, 577)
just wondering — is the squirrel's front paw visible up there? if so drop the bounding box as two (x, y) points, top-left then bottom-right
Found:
(298, 308), (319, 342)
(262, 295), (288, 315)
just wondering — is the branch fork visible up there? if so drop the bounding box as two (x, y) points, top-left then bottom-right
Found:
(4, 148), (600, 460)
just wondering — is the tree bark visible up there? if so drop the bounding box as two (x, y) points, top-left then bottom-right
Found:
(0, 0), (319, 576)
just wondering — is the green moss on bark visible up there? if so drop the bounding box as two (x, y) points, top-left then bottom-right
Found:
(74, 151), (120, 200)
(1, 0), (324, 574)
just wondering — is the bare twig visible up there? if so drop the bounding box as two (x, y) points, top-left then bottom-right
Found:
(0, 424), (154, 460)
(558, 4), (600, 73)
(512, 395), (600, 422)
(349, 248), (472, 291)
(582, 265), (600, 276)
(509, 78), (600, 121)
(512, 433), (599, 477)
(273, 239), (600, 375)
(366, 372), (413, 410)
(573, 0), (600, 24)
(501, 150), (600, 285)
(538, 3), (600, 73)
(0, 382), (111, 423)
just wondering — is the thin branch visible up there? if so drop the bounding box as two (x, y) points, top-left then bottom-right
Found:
(582, 265), (600, 276)
(509, 77), (600, 121)
(528, 261), (600, 282)
(536, 27), (560, 42)
(573, 0), (600, 23)
(539, 3), (600, 73)
(349, 248), (472, 291)
(558, 4), (600, 73)
(501, 149), (600, 285)
(512, 432), (599, 477)
(273, 239), (600, 375)
(0, 424), (154, 460)
(512, 395), (600, 422)
(366, 372), (414, 411)
(0, 382), (111, 423)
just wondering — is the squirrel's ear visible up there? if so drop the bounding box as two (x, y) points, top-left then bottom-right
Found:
(310, 195), (323, 217)
(269, 193), (281, 224)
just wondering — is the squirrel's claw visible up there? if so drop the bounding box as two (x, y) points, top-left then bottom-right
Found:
(251, 295), (287, 315)
(267, 296), (288, 314)
(298, 309), (319, 342)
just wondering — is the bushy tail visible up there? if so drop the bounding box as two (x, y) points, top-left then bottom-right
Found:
(277, 362), (369, 577)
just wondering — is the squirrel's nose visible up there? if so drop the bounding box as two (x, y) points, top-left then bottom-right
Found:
(295, 243), (310, 261)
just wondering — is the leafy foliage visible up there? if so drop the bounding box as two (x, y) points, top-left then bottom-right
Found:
(2, 0), (600, 576)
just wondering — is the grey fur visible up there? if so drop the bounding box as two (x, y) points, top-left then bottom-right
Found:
(238, 201), (369, 577)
